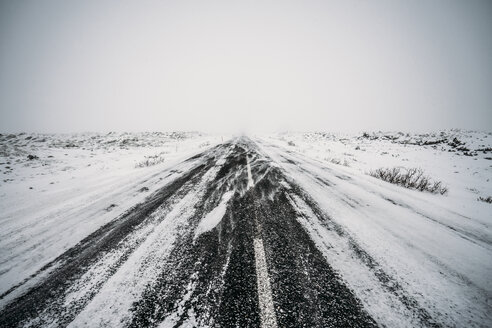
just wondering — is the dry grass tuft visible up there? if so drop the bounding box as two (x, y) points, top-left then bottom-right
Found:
(369, 167), (448, 195)
(478, 196), (492, 204)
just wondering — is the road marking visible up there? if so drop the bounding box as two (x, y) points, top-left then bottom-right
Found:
(246, 156), (254, 189)
(247, 152), (278, 327)
(253, 238), (278, 328)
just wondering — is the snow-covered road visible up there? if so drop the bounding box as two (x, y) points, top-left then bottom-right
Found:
(1, 136), (490, 327)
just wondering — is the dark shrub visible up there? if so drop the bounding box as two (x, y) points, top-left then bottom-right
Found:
(369, 167), (448, 195)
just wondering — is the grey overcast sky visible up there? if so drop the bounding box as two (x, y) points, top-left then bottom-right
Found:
(0, 0), (491, 133)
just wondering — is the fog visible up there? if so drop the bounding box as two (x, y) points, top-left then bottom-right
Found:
(1, 0), (491, 133)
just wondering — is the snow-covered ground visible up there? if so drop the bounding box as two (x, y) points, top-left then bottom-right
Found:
(0, 132), (223, 303)
(1, 130), (491, 327)
(256, 130), (492, 326)
(262, 129), (491, 208)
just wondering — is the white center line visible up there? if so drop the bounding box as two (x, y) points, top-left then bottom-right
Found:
(253, 238), (279, 328)
(247, 154), (278, 328)
(246, 156), (254, 189)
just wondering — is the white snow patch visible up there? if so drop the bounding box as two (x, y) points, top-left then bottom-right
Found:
(194, 190), (234, 239)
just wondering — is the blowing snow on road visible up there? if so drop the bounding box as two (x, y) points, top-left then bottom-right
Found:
(0, 136), (491, 328)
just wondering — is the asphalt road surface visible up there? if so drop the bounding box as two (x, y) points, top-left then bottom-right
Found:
(0, 137), (454, 327)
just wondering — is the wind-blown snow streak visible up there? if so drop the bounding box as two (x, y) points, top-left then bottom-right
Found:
(194, 190), (234, 239)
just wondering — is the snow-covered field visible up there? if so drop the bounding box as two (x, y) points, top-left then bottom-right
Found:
(257, 130), (492, 326)
(0, 132), (223, 303)
(263, 129), (491, 207)
(0, 130), (491, 327)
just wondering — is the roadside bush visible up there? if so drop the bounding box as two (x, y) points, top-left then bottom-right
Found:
(478, 196), (492, 204)
(369, 167), (448, 195)
(135, 153), (166, 168)
(328, 158), (340, 165)
(27, 154), (39, 160)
